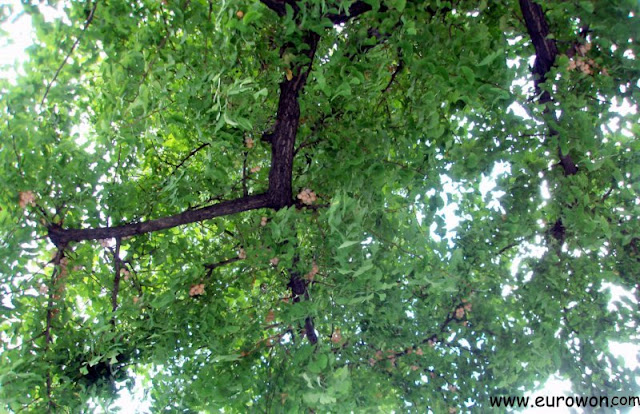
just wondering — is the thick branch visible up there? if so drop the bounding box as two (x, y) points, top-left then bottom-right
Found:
(259, 0), (296, 16)
(48, 194), (270, 245)
(519, 0), (577, 177)
(326, 1), (377, 24)
(518, 0), (557, 103)
(267, 32), (320, 209)
(47, 20), (320, 246)
(288, 269), (317, 344)
(260, 0), (375, 23)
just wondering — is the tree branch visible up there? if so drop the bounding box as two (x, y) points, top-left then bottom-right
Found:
(41, 1), (98, 105)
(382, 60), (403, 94)
(204, 257), (241, 270)
(203, 257), (242, 280)
(267, 31), (320, 209)
(518, 0), (558, 102)
(242, 151), (249, 197)
(288, 267), (317, 344)
(169, 142), (210, 177)
(260, 0), (376, 23)
(111, 238), (122, 315)
(326, 1), (378, 24)
(48, 194), (270, 246)
(47, 20), (321, 247)
(519, 0), (578, 177)
(259, 0), (295, 16)
(44, 248), (65, 413)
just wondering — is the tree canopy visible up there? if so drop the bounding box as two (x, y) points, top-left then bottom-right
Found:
(1, 0), (639, 411)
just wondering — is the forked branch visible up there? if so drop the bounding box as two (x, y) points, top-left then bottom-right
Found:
(47, 25), (328, 247)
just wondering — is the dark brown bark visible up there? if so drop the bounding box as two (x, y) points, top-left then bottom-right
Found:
(268, 31), (320, 209)
(259, 0), (295, 17)
(518, 0), (558, 104)
(260, 0), (376, 24)
(326, 1), (377, 24)
(519, 0), (577, 177)
(111, 239), (122, 314)
(44, 249), (64, 413)
(288, 269), (317, 344)
(49, 194), (270, 246)
(48, 28), (323, 246)
(519, 0), (578, 244)
(203, 257), (242, 280)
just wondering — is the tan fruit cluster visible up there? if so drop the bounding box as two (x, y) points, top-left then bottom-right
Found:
(265, 310), (275, 323)
(568, 56), (596, 74)
(57, 257), (69, 280)
(260, 216), (268, 226)
(18, 191), (36, 209)
(305, 261), (319, 281)
(455, 307), (465, 319)
(244, 137), (254, 149)
(567, 43), (608, 76)
(189, 283), (205, 296)
(270, 257), (279, 266)
(331, 328), (342, 343)
(250, 165), (261, 173)
(238, 248), (247, 259)
(297, 188), (317, 205)
(120, 268), (130, 281)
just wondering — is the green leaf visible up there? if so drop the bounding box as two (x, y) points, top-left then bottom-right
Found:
(337, 240), (360, 249)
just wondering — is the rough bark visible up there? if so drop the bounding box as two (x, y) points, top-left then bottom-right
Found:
(288, 269), (317, 344)
(518, 0), (558, 104)
(49, 194), (270, 246)
(519, 0), (578, 177)
(519, 0), (579, 244)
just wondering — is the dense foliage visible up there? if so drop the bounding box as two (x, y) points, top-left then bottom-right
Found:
(1, 0), (639, 411)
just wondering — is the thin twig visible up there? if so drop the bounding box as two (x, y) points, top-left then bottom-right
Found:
(382, 60), (403, 94)
(41, 1), (98, 105)
(242, 151), (249, 196)
(44, 248), (65, 413)
(203, 256), (242, 280)
(293, 138), (322, 156)
(498, 242), (519, 255)
(11, 135), (24, 177)
(600, 186), (614, 203)
(169, 142), (210, 177)
(111, 238), (122, 315)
